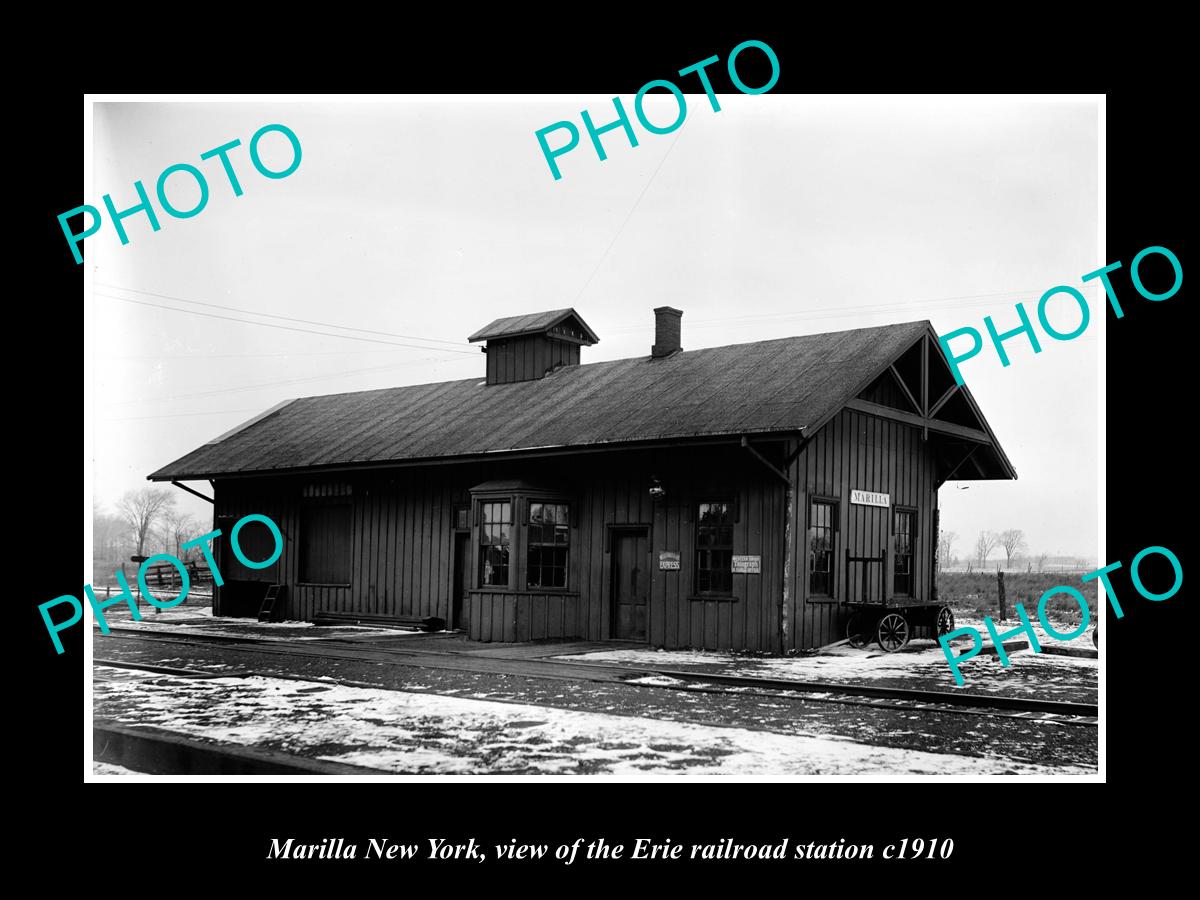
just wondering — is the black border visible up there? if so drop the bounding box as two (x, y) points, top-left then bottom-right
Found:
(23, 22), (1190, 888)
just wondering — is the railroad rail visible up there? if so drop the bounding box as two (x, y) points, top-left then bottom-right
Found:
(94, 626), (1098, 725)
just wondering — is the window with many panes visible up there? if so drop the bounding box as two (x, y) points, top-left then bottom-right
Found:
(527, 501), (570, 589)
(478, 500), (512, 588)
(808, 500), (837, 596)
(695, 501), (734, 595)
(894, 509), (915, 597)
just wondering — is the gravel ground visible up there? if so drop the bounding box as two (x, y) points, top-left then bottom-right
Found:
(93, 667), (1092, 775)
(94, 636), (1097, 771)
(555, 640), (1098, 704)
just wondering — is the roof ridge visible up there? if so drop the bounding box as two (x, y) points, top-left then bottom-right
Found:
(284, 320), (933, 406)
(147, 318), (959, 481)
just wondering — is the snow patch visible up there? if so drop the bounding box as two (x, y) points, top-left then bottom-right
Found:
(93, 673), (1091, 776)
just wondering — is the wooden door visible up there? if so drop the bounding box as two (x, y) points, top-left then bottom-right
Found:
(846, 502), (886, 604)
(611, 529), (649, 641)
(452, 532), (470, 630)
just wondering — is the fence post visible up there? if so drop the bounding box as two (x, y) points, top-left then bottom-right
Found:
(997, 569), (1007, 620)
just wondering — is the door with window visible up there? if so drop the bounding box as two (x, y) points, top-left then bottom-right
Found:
(452, 533), (470, 629)
(451, 504), (471, 630)
(893, 508), (916, 599)
(844, 496), (886, 604)
(611, 528), (650, 641)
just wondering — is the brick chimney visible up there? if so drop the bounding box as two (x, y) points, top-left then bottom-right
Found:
(651, 307), (683, 358)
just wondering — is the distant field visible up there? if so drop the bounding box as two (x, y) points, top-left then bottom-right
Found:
(93, 557), (128, 587)
(937, 571), (1096, 623)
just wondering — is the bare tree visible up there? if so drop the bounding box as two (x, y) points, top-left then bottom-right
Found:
(117, 488), (175, 558)
(1035, 552), (1048, 572)
(936, 529), (957, 574)
(93, 502), (129, 560)
(159, 510), (199, 559)
(975, 531), (999, 568)
(998, 529), (1027, 568)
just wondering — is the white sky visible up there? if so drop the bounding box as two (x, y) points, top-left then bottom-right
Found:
(89, 96), (1099, 561)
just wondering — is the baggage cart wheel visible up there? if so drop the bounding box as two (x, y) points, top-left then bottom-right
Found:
(846, 611), (871, 649)
(876, 612), (909, 652)
(934, 606), (955, 641)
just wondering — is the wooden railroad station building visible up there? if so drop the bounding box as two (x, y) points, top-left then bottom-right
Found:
(149, 308), (1015, 653)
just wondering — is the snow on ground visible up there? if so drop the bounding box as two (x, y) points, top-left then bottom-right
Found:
(555, 640), (1097, 702)
(100, 603), (213, 621)
(93, 762), (141, 775)
(954, 612), (1097, 653)
(626, 675), (689, 687)
(93, 669), (1090, 775)
(96, 608), (417, 642)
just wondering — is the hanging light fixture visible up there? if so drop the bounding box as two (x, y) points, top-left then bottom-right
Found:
(649, 475), (666, 501)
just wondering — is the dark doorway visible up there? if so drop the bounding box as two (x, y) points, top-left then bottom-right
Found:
(611, 528), (650, 641)
(846, 503), (887, 604)
(452, 532), (471, 630)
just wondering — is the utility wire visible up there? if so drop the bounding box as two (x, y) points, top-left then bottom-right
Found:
(104, 354), (472, 406)
(94, 293), (478, 355)
(603, 290), (1042, 333)
(572, 127), (685, 306)
(110, 349), (417, 361)
(107, 408), (264, 422)
(95, 282), (467, 348)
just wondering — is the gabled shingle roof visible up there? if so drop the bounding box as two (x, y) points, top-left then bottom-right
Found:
(149, 320), (991, 480)
(467, 308), (599, 343)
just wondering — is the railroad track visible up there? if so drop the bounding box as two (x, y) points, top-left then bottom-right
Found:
(94, 626), (1098, 726)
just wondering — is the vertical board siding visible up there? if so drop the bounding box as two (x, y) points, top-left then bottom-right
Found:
(788, 408), (940, 650)
(216, 444), (791, 652)
(484, 336), (581, 386)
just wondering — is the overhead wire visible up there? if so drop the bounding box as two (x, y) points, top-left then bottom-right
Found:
(95, 282), (468, 347)
(94, 292), (478, 355)
(572, 126), (686, 306)
(109, 348), (419, 361)
(603, 290), (1043, 333)
(103, 354), (472, 406)
(107, 408), (264, 422)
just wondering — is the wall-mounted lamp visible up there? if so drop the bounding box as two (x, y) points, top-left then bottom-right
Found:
(649, 475), (666, 501)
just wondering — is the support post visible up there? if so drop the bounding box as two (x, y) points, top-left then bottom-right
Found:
(780, 477), (794, 652)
